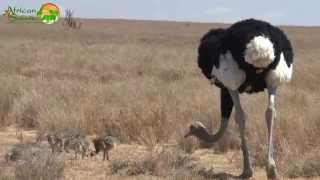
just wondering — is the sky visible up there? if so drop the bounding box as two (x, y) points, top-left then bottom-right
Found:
(1, 0), (319, 26)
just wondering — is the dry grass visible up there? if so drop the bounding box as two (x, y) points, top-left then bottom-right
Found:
(110, 147), (191, 177)
(14, 150), (64, 180)
(0, 140), (64, 180)
(0, 18), (320, 178)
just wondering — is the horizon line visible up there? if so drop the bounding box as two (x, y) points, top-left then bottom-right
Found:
(62, 17), (320, 28)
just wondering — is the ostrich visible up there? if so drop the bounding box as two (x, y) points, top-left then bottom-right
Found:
(185, 19), (293, 178)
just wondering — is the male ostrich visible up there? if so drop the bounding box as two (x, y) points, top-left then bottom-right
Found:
(185, 19), (293, 178)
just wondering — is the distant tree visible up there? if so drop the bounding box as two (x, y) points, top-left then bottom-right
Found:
(62, 9), (82, 29)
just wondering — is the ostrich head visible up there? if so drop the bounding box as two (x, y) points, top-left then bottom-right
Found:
(184, 121), (216, 142)
(185, 115), (230, 143)
(185, 121), (206, 137)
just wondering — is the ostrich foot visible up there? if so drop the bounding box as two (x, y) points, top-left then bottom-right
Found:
(238, 167), (253, 179)
(266, 164), (279, 179)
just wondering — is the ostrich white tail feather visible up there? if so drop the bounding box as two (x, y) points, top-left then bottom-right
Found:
(244, 36), (275, 68)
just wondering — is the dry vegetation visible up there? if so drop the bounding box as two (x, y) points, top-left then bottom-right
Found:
(0, 17), (320, 179)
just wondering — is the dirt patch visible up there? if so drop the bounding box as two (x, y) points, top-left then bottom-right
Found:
(0, 128), (299, 180)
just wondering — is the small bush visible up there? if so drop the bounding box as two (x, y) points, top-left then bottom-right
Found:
(177, 133), (199, 154)
(0, 82), (19, 127)
(5, 143), (45, 162)
(111, 148), (190, 177)
(285, 148), (320, 178)
(0, 171), (14, 180)
(18, 105), (39, 128)
(62, 9), (81, 29)
(110, 159), (130, 174)
(15, 150), (64, 180)
(8, 91), (39, 129)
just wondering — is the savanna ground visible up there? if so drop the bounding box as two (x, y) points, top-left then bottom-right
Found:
(0, 18), (320, 179)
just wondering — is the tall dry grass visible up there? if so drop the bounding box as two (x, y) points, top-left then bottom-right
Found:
(0, 18), (320, 177)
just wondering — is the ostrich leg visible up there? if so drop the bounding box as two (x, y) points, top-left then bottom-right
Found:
(229, 90), (253, 178)
(265, 88), (278, 178)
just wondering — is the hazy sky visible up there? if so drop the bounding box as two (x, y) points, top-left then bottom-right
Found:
(1, 0), (319, 26)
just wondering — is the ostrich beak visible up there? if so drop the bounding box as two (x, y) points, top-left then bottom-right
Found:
(184, 131), (192, 138)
